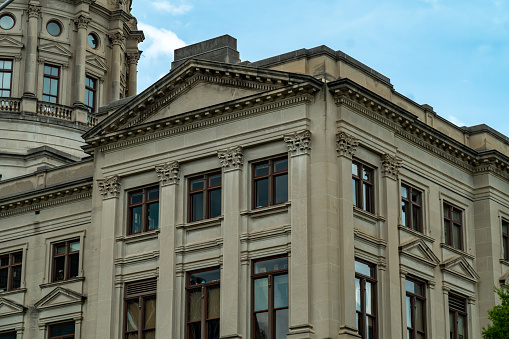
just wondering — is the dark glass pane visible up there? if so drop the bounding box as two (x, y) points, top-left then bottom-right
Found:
(130, 192), (143, 204)
(458, 314), (466, 339)
(365, 281), (373, 314)
(366, 316), (375, 339)
(69, 253), (79, 277)
(416, 299), (425, 332)
(144, 298), (156, 329)
(275, 308), (289, 339)
(411, 190), (421, 204)
(412, 206), (420, 231)
(449, 312), (455, 338)
(131, 206), (142, 233)
(126, 301), (139, 331)
(207, 319), (220, 339)
(189, 269), (220, 285)
(12, 265), (21, 289)
(363, 184), (372, 212)
(274, 274), (288, 308)
(255, 178), (269, 208)
(0, 256), (8, 266)
(352, 163), (358, 176)
(402, 201), (407, 227)
(444, 220), (450, 244)
(254, 257), (288, 274)
(355, 261), (373, 277)
(503, 222), (508, 235)
(188, 291), (201, 322)
(209, 189), (221, 218)
(50, 323), (75, 336)
(0, 332), (16, 339)
(188, 322), (201, 339)
(0, 268), (7, 291)
(147, 188), (159, 201)
(443, 204), (450, 217)
(254, 312), (269, 339)
(453, 225), (461, 249)
(274, 158), (288, 172)
(401, 186), (408, 198)
(452, 209), (461, 223)
(207, 286), (220, 318)
(254, 278), (268, 312)
(209, 174), (221, 187)
(352, 178), (358, 206)
(274, 174), (288, 204)
(54, 256), (65, 281)
(70, 241), (80, 252)
(191, 192), (204, 221)
(190, 178), (204, 191)
(355, 278), (361, 311)
(255, 163), (269, 177)
(12, 253), (22, 264)
(148, 202), (159, 230)
(43, 77), (50, 94)
(143, 329), (155, 339)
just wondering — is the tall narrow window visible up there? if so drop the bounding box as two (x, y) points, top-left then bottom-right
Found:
(401, 184), (423, 232)
(355, 259), (377, 339)
(406, 278), (426, 339)
(0, 59), (12, 97)
(53, 240), (79, 282)
(186, 268), (220, 339)
(124, 279), (157, 339)
(352, 161), (374, 213)
(253, 157), (288, 209)
(443, 202), (463, 250)
(42, 65), (60, 103)
(128, 186), (159, 234)
(85, 76), (96, 113)
(503, 219), (509, 261)
(449, 294), (467, 339)
(188, 172), (222, 222)
(252, 256), (288, 339)
(0, 252), (22, 292)
(49, 322), (75, 339)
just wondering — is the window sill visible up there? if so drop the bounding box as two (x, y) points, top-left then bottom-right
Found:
(241, 202), (291, 218)
(116, 229), (160, 244)
(176, 216), (223, 230)
(440, 243), (475, 260)
(353, 206), (386, 222)
(40, 277), (85, 289)
(397, 225), (435, 243)
(0, 288), (26, 297)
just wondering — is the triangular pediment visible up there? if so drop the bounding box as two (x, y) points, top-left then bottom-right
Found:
(34, 287), (85, 310)
(39, 43), (72, 58)
(440, 256), (480, 283)
(86, 55), (108, 72)
(0, 36), (23, 49)
(0, 297), (25, 317)
(399, 238), (440, 267)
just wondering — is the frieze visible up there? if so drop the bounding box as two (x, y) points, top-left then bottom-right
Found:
(381, 153), (402, 180)
(218, 146), (243, 171)
(97, 175), (121, 199)
(155, 161), (180, 185)
(336, 132), (358, 159)
(284, 130), (311, 156)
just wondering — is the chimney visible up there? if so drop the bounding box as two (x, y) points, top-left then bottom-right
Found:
(171, 35), (240, 69)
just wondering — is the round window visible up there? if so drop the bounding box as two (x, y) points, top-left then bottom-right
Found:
(88, 33), (98, 49)
(0, 14), (15, 30)
(46, 21), (61, 36)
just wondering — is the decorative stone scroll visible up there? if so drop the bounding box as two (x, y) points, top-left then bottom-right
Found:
(75, 15), (91, 29)
(126, 51), (142, 65)
(381, 153), (402, 180)
(109, 32), (125, 46)
(97, 175), (121, 199)
(155, 161), (180, 186)
(284, 130), (311, 156)
(336, 132), (358, 159)
(217, 146), (243, 171)
(26, 5), (41, 18)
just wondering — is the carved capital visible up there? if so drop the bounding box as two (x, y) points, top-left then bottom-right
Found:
(284, 130), (311, 156)
(26, 5), (41, 18)
(109, 32), (125, 46)
(75, 15), (91, 29)
(381, 153), (402, 180)
(126, 51), (142, 65)
(218, 146), (243, 171)
(336, 132), (358, 159)
(155, 161), (180, 186)
(97, 175), (121, 199)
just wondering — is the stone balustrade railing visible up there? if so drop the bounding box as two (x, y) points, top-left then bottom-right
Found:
(0, 98), (21, 113)
(37, 102), (73, 121)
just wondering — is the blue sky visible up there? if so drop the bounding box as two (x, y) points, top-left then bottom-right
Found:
(131, 0), (509, 136)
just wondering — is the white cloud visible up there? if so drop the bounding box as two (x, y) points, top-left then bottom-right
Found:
(151, 1), (192, 15)
(138, 22), (186, 60)
(448, 115), (467, 127)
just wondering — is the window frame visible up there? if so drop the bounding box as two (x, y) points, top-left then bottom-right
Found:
(252, 156), (289, 209)
(443, 202), (463, 250)
(405, 277), (426, 339)
(42, 64), (60, 104)
(0, 251), (22, 293)
(0, 59), (13, 98)
(503, 219), (509, 261)
(401, 184), (423, 232)
(48, 321), (75, 339)
(185, 267), (221, 339)
(84, 75), (97, 113)
(448, 293), (468, 339)
(0, 14), (15, 30)
(123, 279), (157, 339)
(355, 259), (377, 339)
(352, 161), (374, 213)
(188, 172), (222, 223)
(127, 186), (160, 235)
(52, 240), (80, 282)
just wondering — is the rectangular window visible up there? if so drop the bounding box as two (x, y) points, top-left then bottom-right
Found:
(124, 279), (157, 339)
(406, 278), (426, 339)
(0, 59), (13, 97)
(0, 252), (22, 293)
(443, 202), (463, 250)
(252, 256), (288, 339)
(128, 186), (159, 234)
(449, 294), (467, 339)
(503, 219), (509, 261)
(253, 157), (288, 209)
(401, 184), (423, 232)
(188, 172), (222, 222)
(186, 268), (220, 339)
(85, 76), (96, 113)
(355, 259), (377, 339)
(352, 161), (374, 213)
(49, 322), (75, 339)
(42, 64), (60, 104)
(0, 332), (16, 339)
(52, 240), (79, 282)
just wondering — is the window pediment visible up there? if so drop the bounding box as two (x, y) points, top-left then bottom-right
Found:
(440, 255), (479, 284)
(399, 238), (440, 268)
(34, 286), (85, 311)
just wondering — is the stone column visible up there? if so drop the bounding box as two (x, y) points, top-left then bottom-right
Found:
(127, 51), (141, 97)
(154, 161), (180, 339)
(21, 4), (40, 113)
(95, 175), (121, 338)
(443, 287), (450, 338)
(380, 153), (403, 338)
(336, 132), (361, 338)
(73, 15), (91, 124)
(217, 146), (243, 339)
(110, 32), (124, 102)
(284, 130), (314, 338)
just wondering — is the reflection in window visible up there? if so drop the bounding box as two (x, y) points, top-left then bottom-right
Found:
(188, 172), (222, 222)
(128, 186), (159, 234)
(406, 278), (426, 339)
(42, 64), (60, 104)
(352, 161), (374, 213)
(355, 259), (376, 339)
(253, 157), (288, 209)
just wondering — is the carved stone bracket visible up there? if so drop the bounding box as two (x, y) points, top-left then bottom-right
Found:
(109, 32), (125, 46)
(218, 146), (243, 171)
(381, 154), (402, 180)
(97, 175), (121, 199)
(336, 132), (358, 159)
(155, 161), (180, 186)
(126, 51), (142, 65)
(284, 130), (311, 157)
(75, 15), (91, 30)
(26, 5), (41, 19)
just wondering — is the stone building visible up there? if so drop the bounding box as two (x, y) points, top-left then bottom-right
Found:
(1, 31), (509, 339)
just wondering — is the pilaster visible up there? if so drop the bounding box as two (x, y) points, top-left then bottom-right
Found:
(22, 4), (41, 113)
(74, 15), (91, 108)
(109, 32), (125, 102)
(127, 51), (141, 97)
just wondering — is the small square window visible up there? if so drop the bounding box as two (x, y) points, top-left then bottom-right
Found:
(128, 186), (159, 234)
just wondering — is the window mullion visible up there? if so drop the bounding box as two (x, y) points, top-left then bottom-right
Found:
(201, 286), (206, 339)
